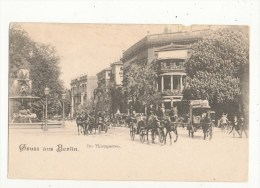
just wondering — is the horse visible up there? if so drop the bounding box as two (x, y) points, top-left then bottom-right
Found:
(144, 115), (164, 144)
(76, 113), (88, 135)
(201, 112), (213, 140)
(85, 115), (96, 135)
(162, 116), (179, 145)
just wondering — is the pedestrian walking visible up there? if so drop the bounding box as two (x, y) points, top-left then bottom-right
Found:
(229, 115), (241, 137)
(239, 115), (248, 138)
(219, 113), (229, 132)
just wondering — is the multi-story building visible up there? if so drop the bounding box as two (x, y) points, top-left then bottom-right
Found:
(121, 29), (208, 112)
(87, 76), (98, 100)
(110, 61), (123, 88)
(96, 67), (111, 91)
(109, 61), (124, 114)
(94, 62), (124, 114)
(94, 67), (111, 111)
(155, 43), (190, 109)
(121, 29), (207, 69)
(70, 74), (87, 116)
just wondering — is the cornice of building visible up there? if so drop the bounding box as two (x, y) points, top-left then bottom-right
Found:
(121, 29), (209, 62)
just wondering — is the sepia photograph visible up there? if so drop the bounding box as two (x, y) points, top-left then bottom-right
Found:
(8, 23), (249, 181)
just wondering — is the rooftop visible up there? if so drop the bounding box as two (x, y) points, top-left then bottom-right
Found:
(96, 67), (111, 77)
(111, 61), (123, 66)
(121, 29), (209, 61)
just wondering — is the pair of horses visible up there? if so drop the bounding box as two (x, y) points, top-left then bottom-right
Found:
(139, 115), (181, 145)
(76, 113), (103, 135)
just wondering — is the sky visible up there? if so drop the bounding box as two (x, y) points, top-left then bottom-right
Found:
(19, 23), (211, 88)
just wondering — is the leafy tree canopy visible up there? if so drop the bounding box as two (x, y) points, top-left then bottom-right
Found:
(183, 26), (249, 108)
(9, 24), (64, 97)
(9, 24), (66, 118)
(123, 62), (162, 107)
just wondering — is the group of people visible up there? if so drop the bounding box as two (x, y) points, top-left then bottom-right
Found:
(76, 106), (248, 138)
(219, 113), (248, 138)
(76, 108), (107, 126)
(127, 104), (180, 134)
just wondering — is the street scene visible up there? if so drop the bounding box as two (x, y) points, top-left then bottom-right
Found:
(8, 24), (249, 181)
(9, 121), (248, 181)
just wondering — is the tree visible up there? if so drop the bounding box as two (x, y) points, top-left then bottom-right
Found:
(9, 24), (33, 86)
(123, 61), (162, 113)
(9, 24), (64, 97)
(95, 86), (111, 114)
(110, 86), (124, 114)
(183, 26), (249, 117)
(9, 24), (65, 118)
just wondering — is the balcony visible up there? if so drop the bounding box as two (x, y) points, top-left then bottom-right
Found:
(162, 89), (182, 96)
(157, 61), (185, 73)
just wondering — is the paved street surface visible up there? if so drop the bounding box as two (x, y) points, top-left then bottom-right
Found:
(9, 121), (248, 181)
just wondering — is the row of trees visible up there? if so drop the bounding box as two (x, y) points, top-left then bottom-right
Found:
(9, 24), (70, 119)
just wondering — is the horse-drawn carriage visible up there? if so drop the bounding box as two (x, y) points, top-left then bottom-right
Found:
(76, 112), (108, 135)
(126, 116), (138, 140)
(128, 114), (178, 145)
(186, 100), (215, 140)
(96, 116), (108, 134)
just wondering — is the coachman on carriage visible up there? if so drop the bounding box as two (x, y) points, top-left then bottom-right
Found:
(76, 110), (108, 135)
(187, 100), (215, 140)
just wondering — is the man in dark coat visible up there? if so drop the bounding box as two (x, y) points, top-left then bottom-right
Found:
(157, 106), (164, 120)
(239, 115), (248, 138)
(136, 115), (145, 134)
(146, 104), (154, 125)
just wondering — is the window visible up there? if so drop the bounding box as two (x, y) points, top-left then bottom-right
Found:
(158, 77), (161, 91)
(173, 76), (180, 90)
(164, 76), (171, 90)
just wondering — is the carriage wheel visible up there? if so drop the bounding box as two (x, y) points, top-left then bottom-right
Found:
(130, 127), (135, 141)
(191, 124), (195, 138)
(129, 124), (134, 140)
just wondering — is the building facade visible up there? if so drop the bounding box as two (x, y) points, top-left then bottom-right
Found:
(94, 62), (124, 114)
(70, 74), (87, 117)
(110, 61), (123, 88)
(121, 29), (207, 69)
(94, 67), (111, 112)
(87, 76), (98, 100)
(121, 30), (207, 112)
(155, 43), (190, 109)
(96, 67), (111, 91)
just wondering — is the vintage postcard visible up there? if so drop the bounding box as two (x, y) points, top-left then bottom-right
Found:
(8, 23), (249, 181)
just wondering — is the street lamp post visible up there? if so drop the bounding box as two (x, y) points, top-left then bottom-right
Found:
(44, 87), (50, 131)
(62, 93), (66, 128)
